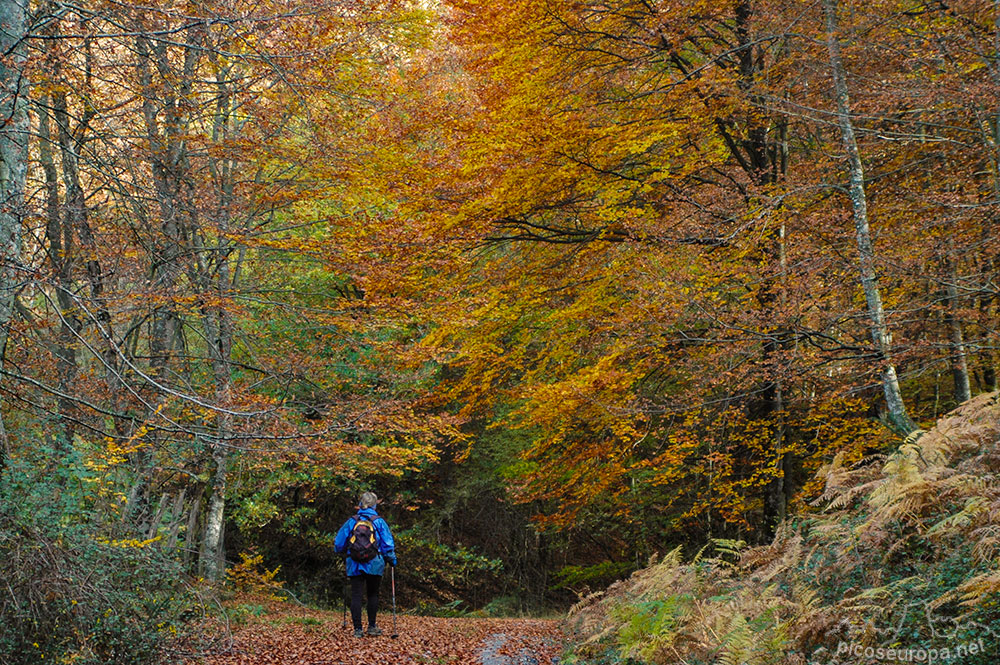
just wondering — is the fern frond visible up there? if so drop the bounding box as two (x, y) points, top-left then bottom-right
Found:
(717, 612), (753, 665)
(927, 496), (988, 537)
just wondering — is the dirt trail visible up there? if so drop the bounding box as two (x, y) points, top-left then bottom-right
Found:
(183, 602), (563, 665)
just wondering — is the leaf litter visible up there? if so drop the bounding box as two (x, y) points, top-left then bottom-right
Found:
(182, 600), (563, 665)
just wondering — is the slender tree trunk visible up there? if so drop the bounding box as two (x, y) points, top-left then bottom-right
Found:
(823, 0), (917, 435)
(183, 485), (205, 567)
(198, 272), (233, 582)
(655, 6), (791, 533)
(198, 61), (237, 582)
(39, 97), (80, 450)
(0, 0), (29, 472)
(981, 290), (999, 392)
(943, 251), (972, 404)
(165, 489), (187, 550)
(54, 37), (122, 428)
(198, 304), (233, 581)
(132, 25), (202, 529)
(974, 2), (1000, 394)
(986, 1), (1000, 393)
(200, 446), (228, 580)
(720, 0), (793, 539)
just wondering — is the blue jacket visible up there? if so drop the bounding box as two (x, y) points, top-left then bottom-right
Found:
(334, 507), (396, 577)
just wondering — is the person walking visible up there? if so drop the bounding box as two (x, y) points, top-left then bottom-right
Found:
(334, 491), (397, 637)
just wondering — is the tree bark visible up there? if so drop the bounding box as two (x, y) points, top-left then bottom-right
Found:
(131, 23), (203, 530)
(943, 252), (972, 404)
(823, 0), (917, 435)
(734, 1), (792, 538)
(39, 95), (79, 451)
(981, 289), (999, 392)
(53, 36), (122, 428)
(197, 60), (237, 582)
(200, 451), (228, 580)
(0, 0), (29, 472)
(183, 485), (205, 567)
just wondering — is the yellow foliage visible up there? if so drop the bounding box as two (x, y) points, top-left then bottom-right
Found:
(566, 393), (1000, 664)
(226, 550), (285, 601)
(96, 535), (163, 549)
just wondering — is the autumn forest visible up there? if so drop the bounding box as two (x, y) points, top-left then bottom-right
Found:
(2, 0), (1000, 663)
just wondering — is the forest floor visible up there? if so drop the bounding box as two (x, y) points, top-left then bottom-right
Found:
(181, 596), (564, 665)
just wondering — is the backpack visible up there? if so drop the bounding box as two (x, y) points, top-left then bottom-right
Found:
(348, 515), (379, 563)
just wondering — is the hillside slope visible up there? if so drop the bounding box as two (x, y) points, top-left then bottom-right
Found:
(564, 393), (1000, 664)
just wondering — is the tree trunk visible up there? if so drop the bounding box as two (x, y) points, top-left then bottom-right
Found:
(39, 97), (79, 450)
(53, 37), (123, 429)
(196, 261), (235, 582)
(974, 5), (1000, 394)
(979, 287), (999, 392)
(981, 289), (999, 392)
(198, 60), (237, 582)
(132, 25), (202, 529)
(943, 251), (972, 404)
(0, 0), (29, 472)
(183, 485), (205, 567)
(823, 0), (917, 435)
(732, 0), (792, 539)
(165, 489), (187, 550)
(200, 444), (229, 581)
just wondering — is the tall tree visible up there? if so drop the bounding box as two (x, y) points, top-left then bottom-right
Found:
(1, 0), (452, 584)
(0, 0), (28, 471)
(821, 0), (917, 435)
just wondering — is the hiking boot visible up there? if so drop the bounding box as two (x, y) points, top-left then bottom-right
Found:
(354, 628), (365, 638)
(367, 626), (383, 636)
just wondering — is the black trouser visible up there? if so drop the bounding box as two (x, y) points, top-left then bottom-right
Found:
(349, 573), (382, 630)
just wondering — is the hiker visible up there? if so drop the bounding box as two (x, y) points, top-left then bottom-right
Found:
(334, 491), (397, 637)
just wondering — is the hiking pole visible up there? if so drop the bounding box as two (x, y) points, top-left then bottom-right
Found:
(390, 564), (399, 639)
(341, 555), (349, 630)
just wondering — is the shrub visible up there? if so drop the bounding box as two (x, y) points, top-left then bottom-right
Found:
(226, 549), (285, 600)
(0, 452), (193, 665)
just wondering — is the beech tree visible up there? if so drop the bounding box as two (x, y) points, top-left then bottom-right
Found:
(2, 0), (998, 602)
(379, 0), (1000, 554)
(822, 0), (916, 435)
(0, 0), (28, 470)
(2, 0), (451, 583)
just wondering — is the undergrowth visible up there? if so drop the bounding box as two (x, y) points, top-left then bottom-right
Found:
(564, 393), (1000, 664)
(0, 447), (195, 665)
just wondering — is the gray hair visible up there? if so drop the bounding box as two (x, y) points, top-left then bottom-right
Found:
(359, 491), (378, 509)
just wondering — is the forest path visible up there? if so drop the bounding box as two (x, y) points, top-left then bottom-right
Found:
(184, 599), (563, 665)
